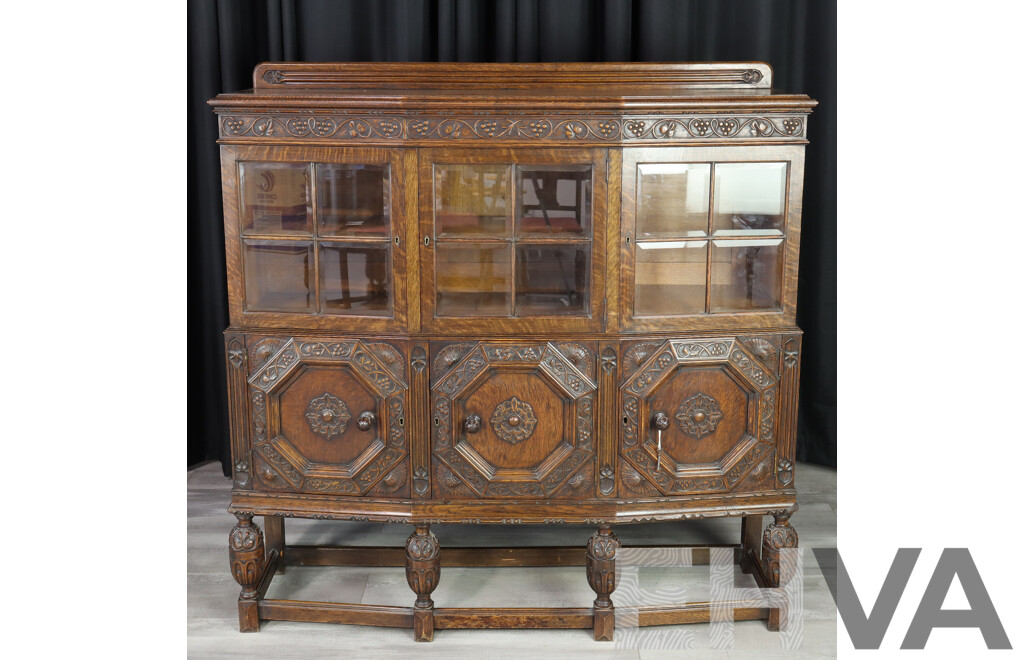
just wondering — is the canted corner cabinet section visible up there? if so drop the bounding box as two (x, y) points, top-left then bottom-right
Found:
(211, 62), (816, 641)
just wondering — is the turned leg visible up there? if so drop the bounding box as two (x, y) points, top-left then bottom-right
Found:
(740, 515), (763, 574)
(229, 513), (266, 632)
(586, 525), (620, 642)
(264, 515), (285, 574)
(761, 511), (798, 631)
(405, 524), (440, 642)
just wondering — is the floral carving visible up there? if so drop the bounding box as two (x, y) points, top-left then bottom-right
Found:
(777, 458), (794, 486)
(262, 69), (283, 84)
(220, 113), (807, 141)
(305, 393), (351, 439)
(489, 396), (538, 445)
(675, 393), (724, 439)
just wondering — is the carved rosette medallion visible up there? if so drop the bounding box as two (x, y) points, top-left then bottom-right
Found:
(304, 392), (351, 439)
(489, 396), (537, 444)
(675, 393), (723, 439)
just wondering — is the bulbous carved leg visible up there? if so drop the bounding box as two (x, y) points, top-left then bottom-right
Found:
(405, 525), (440, 642)
(586, 525), (620, 642)
(229, 513), (266, 632)
(761, 511), (798, 631)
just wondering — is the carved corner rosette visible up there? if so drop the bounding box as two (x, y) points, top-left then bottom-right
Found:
(489, 396), (538, 444)
(675, 392), (724, 439)
(304, 392), (351, 439)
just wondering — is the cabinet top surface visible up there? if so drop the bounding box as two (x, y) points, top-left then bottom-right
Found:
(209, 62), (816, 112)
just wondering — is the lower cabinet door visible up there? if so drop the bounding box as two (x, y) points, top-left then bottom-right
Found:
(430, 341), (597, 499)
(246, 337), (410, 497)
(618, 337), (780, 497)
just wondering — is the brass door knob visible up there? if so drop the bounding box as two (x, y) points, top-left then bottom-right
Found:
(357, 411), (376, 431)
(651, 411), (670, 430)
(464, 413), (482, 433)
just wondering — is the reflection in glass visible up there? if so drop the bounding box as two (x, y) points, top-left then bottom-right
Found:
(713, 163), (787, 235)
(243, 240), (313, 312)
(637, 163), (711, 238)
(517, 165), (592, 237)
(316, 164), (389, 238)
(710, 238), (782, 312)
(319, 243), (391, 316)
(634, 241), (707, 316)
(240, 162), (311, 235)
(434, 165), (510, 237)
(515, 244), (590, 315)
(436, 243), (511, 316)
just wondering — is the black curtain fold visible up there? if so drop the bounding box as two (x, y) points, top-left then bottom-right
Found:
(188, 0), (837, 472)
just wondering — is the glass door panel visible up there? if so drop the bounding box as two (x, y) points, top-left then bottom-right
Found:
(243, 240), (314, 312)
(435, 243), (512, 316)
(315, 164), (390, 238)
(434, 164), (511, 237)
(709, 238), (783, 312)
(517, 165), (592, 237)
(712, 162), (787, 234)
(236, 151), (400, 325)
(240, 162), (312, 235)
(634, 241), (707, 316)
(636, 163), (710, 239)
(319, 243), (392, 316)
(515, 243), (591, 315)
(625, 148), (797, 326)
(430, 157), (596, 323)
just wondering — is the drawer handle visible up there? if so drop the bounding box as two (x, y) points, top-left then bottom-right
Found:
(464, 413), (482, 434)
(357, 411), (376, 431)
(651, 412), (670, 430)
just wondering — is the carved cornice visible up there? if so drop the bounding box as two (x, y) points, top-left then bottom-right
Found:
(218, 113), (807, 143)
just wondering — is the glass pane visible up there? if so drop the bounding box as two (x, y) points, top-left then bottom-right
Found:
(517, 165), (592, 237)
(637, 163), (710, 239)
(240, 162), (311, 235)
(316, 164), (389, 238)
(434, 165), (510, 237)
(436, 243), (511, 316)
(243, 240), (313, 313)
(710, 238), (783, 312)
(634, 241), (707, 316)
(713, 163), (787, 234)
(515, 243), (590, 316)
(319, 243), (392, 316)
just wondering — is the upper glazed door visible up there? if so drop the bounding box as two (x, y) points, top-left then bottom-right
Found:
(419, 148), (607, 334)
(223, 145), (414, 332)
(621, 146), (804, 332)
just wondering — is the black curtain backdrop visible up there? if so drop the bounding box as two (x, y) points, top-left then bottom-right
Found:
(188, 0), (837, 474)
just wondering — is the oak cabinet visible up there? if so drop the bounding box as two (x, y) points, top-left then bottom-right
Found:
(212, 62), (815, 640)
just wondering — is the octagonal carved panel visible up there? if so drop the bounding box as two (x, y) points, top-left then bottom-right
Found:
(431, 341), (596, 498)
(246, 338), (408, 497)
(619, 338), (778, 496)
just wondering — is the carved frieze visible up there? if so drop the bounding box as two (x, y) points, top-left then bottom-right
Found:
(219, 113), (807, 143)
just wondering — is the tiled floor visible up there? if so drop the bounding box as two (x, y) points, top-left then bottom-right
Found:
(188, 462), (837, 659)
